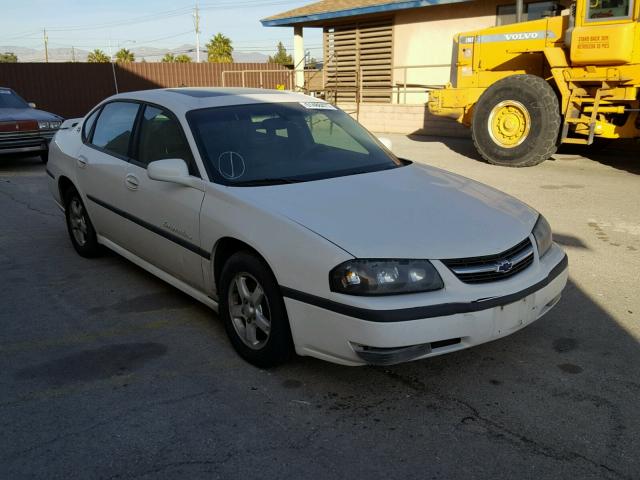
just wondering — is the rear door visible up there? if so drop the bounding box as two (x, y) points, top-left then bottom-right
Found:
(76, 101), (141, 247)
(122, 104), (206, 290)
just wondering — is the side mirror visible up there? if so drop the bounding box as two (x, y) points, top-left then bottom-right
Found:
(378, 137), (393, 151)
(28, 102), (36, 108)
(147, 158), (203, 190)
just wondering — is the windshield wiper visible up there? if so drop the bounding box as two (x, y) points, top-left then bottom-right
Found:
(232, 177), (301, 186)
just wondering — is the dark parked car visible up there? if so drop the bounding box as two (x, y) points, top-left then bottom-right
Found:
(0, 87), (62, 163)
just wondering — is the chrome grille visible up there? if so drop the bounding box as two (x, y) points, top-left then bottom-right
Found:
(442, 238), (534, 284)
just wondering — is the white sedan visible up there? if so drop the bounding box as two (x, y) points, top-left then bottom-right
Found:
(47, 88), (568, 367)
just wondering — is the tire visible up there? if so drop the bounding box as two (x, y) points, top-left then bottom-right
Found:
(471, 74), (560, 167)
(64, 187), (102, 258)
(219, 252), (293, 368)
(40, 150), (48, 164)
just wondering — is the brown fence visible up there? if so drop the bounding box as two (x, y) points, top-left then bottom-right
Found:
(0, 63), (291, 119)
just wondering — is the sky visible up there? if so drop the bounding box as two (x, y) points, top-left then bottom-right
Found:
(0, 0), (323, 59)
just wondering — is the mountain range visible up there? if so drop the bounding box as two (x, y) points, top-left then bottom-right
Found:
(0, 44), (269, 63)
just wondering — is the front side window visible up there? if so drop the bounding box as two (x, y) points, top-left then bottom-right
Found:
(91, 102), (139, 158)
(587, 0), (632, 20)
(187, 102), (402, 186)
(135, 105), (194, 170)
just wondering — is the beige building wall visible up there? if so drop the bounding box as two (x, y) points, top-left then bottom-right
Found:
(391, 1), (502, 104)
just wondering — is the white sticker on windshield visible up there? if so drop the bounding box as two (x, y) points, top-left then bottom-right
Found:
(300, 102), (336, 110)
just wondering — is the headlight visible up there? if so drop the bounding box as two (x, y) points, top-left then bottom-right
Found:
(330, 259), (444, 296)
(533, 215), (552, 258)
(38, 121), (61, 130)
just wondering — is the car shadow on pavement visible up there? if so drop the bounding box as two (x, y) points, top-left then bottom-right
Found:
(0, 155), (45, 176)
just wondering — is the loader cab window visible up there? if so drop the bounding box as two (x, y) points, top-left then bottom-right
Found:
(587, 0), (632, 21)
(496, 1), (564, 26)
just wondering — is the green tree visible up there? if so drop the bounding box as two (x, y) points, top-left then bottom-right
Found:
(0, 52), (18, 63)
(163, 53), (192, 63)
(206, 33), (233, 63)
(115, 48), (135, 63)
(86, 49), (110, 63)
(267, 42), (292, 65)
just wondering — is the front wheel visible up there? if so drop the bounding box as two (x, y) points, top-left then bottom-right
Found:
(219, 252), (294, 368)
(472, 74), (561, 167)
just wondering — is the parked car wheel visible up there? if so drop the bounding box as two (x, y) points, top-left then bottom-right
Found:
(219, 252), (293, 368)
(64, 188), (101, 258)
(40, 150), (48, 164)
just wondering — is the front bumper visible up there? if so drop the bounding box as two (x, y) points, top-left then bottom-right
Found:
(284, 245), (568, 366)
(0, 130), (56, 155)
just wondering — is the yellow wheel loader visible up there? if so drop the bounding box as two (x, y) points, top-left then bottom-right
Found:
(428, 0), (640, 167)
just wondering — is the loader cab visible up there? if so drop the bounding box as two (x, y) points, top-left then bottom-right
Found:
(570, 0), (639, 64)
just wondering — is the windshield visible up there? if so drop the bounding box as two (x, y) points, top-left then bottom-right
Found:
(0, 89), (29, 109)
(187, 102), (402, 186)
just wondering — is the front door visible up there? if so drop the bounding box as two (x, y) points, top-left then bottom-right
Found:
(122, 104), (206, 290)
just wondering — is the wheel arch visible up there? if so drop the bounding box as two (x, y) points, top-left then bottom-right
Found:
(58, 176), (77, 204)
(212, 237), (280, 296)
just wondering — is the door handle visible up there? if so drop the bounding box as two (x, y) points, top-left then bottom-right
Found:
(77, 155), (88, 169)
(125, 173), (140, 191)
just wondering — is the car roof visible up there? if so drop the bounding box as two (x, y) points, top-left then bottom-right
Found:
(105, 88), (322, 116)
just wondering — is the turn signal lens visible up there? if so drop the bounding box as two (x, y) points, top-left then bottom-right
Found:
(533, 215), (552, 258)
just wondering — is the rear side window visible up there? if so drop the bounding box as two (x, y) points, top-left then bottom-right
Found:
(91, 102), (139, 158)
(82, 108), (100, 142)
(135, 105), (194, 170)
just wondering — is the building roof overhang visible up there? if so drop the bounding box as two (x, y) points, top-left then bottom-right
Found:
(261, 0), (470, 27)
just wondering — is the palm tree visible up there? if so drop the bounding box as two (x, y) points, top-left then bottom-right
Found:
(115, 48), (135, 63)
(206, 33), (233, 63)
(87, 49), (110, 63)
(162, 53), (192, 63)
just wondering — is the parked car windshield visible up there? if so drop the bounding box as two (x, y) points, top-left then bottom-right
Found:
(187, 102), (403, 186)
(0, 89), (29, 109)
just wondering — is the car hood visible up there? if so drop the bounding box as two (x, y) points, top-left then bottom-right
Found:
(0, 107), (61, 122)
(237, 163), (539, 259)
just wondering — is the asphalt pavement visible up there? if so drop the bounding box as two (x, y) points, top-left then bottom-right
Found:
(0, 139), (638, 480)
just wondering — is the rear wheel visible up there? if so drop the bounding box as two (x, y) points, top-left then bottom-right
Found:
(219, 252), (293, 368)
(64, 188), (101, 258)
(472, 74), (560, 167)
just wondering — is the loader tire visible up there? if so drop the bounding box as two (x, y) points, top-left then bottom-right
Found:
(472, 75), (560, 167)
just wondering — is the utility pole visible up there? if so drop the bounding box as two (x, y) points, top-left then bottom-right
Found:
(193, 1), (201, 62)
(71, 46), (76, 63)
(43, 28), (49, 63)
